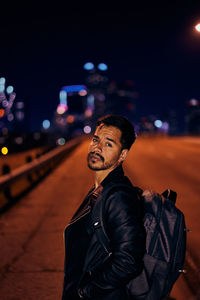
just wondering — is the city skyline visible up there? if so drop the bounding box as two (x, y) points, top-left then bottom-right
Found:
(1, 1), (200, 132)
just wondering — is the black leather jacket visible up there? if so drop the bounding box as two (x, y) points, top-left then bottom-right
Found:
(77, 166), (146, 299)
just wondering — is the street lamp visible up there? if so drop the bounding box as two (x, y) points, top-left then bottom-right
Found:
(195, 23), (200, 32)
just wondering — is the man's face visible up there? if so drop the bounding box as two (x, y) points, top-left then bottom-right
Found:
(87, 124), (128, 171)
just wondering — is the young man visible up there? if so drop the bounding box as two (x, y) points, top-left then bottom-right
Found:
(62, 115), (145, 300)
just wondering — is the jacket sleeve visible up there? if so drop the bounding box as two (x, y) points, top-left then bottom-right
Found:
(79, 189), (146, 298)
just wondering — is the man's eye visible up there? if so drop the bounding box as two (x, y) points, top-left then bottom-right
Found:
(106, 142), (112, 147)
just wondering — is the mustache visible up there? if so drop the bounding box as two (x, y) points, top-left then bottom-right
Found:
(88, 152), (104, 162)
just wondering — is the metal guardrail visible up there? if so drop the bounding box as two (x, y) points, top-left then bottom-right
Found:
(0, 135), (85, 213)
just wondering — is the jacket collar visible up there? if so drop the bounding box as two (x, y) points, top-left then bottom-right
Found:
(101, 164), (124, 187)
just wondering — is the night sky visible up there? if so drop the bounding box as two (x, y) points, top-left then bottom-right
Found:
(1, 1), (200, 131)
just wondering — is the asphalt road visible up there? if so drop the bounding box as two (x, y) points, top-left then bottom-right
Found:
(124, 136), (200, 262)
(0, 136), (199, 299)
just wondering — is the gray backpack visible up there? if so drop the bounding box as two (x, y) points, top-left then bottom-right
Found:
(92, 184), (187, 300)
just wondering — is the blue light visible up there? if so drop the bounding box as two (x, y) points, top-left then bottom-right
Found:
(0, 77), (5, 85)
(59, 90), (67, 105)
(83, 62), (95, 71)
(0, 84), (5, 93)
(42, 120), (50, 129)
(97, 63), (108, 71)
(6, 86), (14, 94)
(154, 120), (163, 128)
(61, 85), (87, 93)
(87, 95), (94, 106)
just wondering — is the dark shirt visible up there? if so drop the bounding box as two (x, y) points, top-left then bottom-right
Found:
(62, 185), (103, 299)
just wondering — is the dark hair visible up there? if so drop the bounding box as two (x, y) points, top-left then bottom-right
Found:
(96, 114), (136, 150)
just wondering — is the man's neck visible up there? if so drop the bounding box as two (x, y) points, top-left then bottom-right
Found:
(94, 166), (118, 188)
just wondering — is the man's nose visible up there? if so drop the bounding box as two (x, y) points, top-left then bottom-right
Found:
(94, 141), (102, 153)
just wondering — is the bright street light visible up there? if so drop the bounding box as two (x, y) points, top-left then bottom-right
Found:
(195, 23), (200, 32)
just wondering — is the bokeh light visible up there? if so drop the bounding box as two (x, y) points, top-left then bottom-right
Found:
(97, 63), (108, 71)
(8, 113), (14, 122)
(154, 120), (163, 128)
(57, 104), (68, 114)
(83, 125), (91, 134)
(15, 137), (23, 144)
(0, 109), (5, 118)
(42, 119), (50, 129)
(87, 95), (95, 106)
(0, 84), (5, 93)
(1, 146), (8, 155)
(79, 90), (87, 96)
(16, 111), (24, 120)
(6, 86), (14, 94)
(195, 23), (200, 32)
(16, 101), (24, 109)
(189, 99), (198, 106)
(57, 137), (66, 146)
(0, 77), (6, 85)
(2, 100), (8, 107)
(59, 90), (67, 105)
(66, 115), (75, 123)
(83, 62), (94, 71)
(84, 108), (93, 117)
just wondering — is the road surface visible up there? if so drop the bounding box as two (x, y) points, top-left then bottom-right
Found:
(0, 136), (199, 299)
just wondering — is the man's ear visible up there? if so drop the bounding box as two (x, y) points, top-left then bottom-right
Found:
(119, 149), (129, 163)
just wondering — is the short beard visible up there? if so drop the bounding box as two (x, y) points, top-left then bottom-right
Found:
(87, 152), (112, 171)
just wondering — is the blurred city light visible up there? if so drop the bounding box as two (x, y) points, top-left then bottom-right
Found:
(162, 122), (169, 132)
(84, 108), (93, 118)
(195, 23), (200, 32)
(6, 86), (14, 94)
(79, 90), (87, 96)
(57, 137), (66, 146)
(83, 62), (95, 71)
(59, 90), (67, 105)
(87, 95), (95, 106)
(2, 100), (8, 107)
(83, 125), (91, 134)
(16, 111), (24, 120)
(66, 115), (75, 123)
(15, 137), (23, 144)
(0, 77), (6, 85)
(57, 104), (68, 114)
(97, 63), (108, 71)
(1, 146), (8, 155)
(16, 101), (24, 109)
(0, 84), (5, 93)
(42, 119), (50, 129)
(154, 120), (163, 128)
(61, 85), (87, 93)
(0, 109), (5, 118)
(7, 113), (14, 121)
(189, 98), (198, 106)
